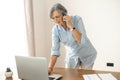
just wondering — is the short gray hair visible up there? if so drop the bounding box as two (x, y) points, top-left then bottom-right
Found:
(49, 3), (67, 18)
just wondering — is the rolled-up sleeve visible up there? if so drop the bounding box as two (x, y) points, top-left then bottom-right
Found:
(51, 26), (60, 56)
(75, 15), (87, 45)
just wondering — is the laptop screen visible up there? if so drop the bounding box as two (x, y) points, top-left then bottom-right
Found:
(15, 56), (49, 80)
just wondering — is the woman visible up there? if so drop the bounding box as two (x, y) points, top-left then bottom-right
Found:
(48, 3), (97, 74)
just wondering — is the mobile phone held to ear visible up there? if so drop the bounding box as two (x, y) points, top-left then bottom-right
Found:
(62, 12), (67, 25)
(63, 12), (66, 16)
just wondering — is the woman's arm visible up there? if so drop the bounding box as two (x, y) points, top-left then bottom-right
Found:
(69, 24), (82, 43)
(48, 55), (58, 74)
(63, 15), (82, 43)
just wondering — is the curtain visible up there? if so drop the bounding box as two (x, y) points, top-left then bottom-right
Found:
(24, 0), (35, 56)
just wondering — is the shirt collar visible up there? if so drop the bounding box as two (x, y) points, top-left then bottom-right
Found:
(56, 24), (69, 31)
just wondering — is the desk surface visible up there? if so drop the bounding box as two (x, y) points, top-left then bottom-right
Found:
(0, 68), (120, 80)
(53, 68), (120, 80)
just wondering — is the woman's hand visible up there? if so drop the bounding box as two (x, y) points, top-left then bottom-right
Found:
(63, 15), (74, 29)
(48, 67), (53, 74)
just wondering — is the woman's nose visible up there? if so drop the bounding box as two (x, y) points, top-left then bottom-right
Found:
(54, 18), (59, 23)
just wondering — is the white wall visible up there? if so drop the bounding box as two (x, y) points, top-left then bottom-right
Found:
(32, 0), (120, 72)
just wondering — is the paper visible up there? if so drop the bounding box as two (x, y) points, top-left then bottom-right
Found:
(83, 74), (101, 80)
(98, 73), (117, 80)
(83, 73), (117, 80)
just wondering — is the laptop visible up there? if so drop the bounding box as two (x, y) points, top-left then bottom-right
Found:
(15, 56), (62, 80)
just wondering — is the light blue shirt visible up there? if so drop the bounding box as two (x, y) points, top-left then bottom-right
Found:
(51, 15), (97, 68)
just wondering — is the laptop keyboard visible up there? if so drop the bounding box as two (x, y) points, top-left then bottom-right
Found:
(49, 74), (62, 80)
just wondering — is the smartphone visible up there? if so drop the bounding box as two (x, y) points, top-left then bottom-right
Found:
(62, 12), (67, 25)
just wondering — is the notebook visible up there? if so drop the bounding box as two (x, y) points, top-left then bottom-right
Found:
(15, 56), (62, 80)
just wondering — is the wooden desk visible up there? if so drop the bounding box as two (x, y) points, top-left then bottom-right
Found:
(53, 68), (120, 80)
(1, 68), (120, 80)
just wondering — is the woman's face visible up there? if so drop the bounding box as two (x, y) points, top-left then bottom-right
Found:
(51, 10), (63, 26)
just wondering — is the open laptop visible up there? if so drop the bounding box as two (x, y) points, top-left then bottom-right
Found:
(15, 56), (62, 80)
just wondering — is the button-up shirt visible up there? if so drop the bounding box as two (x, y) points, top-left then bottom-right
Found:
(51, 15), (97, 68)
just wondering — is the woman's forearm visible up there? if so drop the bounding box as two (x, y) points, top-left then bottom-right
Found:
(69, 24), (82, 43)
(65, 15), (82, 43)
(71, 27), (82, 43)
(48, 55), (58, 70)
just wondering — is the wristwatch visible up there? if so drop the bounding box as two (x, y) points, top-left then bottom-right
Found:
(70, 27), (75, 31)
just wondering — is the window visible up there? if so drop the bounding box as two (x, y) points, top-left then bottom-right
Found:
(0, 0), (28, 71)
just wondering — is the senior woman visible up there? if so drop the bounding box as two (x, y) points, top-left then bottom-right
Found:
(48, 3), (97, 74)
